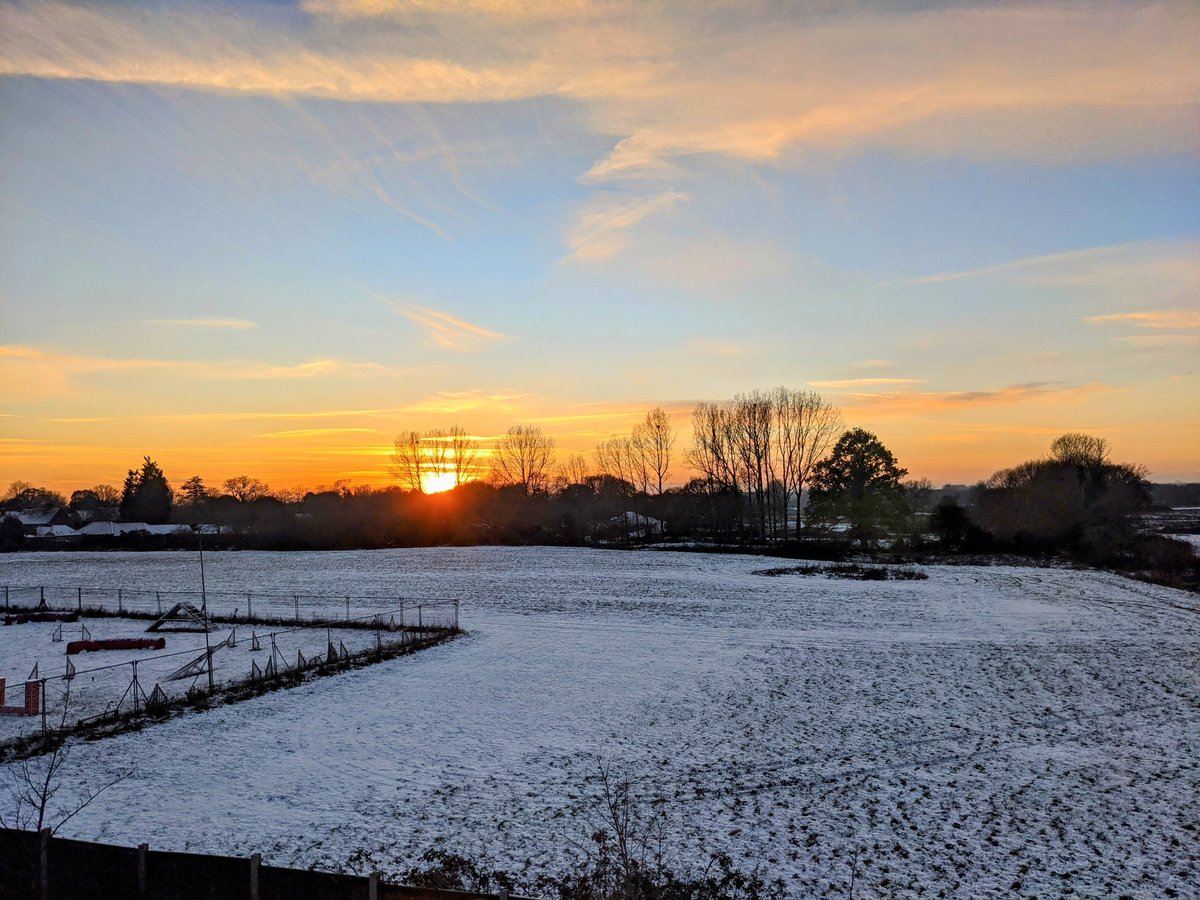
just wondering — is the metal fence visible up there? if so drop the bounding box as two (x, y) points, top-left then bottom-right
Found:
(0, 585), (459, 629)
(0, 588), (462, 746)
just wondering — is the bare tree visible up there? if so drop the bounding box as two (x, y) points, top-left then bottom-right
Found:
(1050, 432), (1110, 468)
(1, 683), (130, 835)
(491, 425), (556, 494)
(389, 431), (425, 493)
(222, 475), (270, 503)
(731, 391), (773, 539)
(420, 429), (452, 485)
(561, 453), (590, 486)
(773, 388), (842, 539)
(634, 407), (675, 496)
(447, 426), (480, 487)
(595, 435), (636, 490)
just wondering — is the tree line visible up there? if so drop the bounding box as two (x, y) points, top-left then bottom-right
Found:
(1, 392), (1194, 586)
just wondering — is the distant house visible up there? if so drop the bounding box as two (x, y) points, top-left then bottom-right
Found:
(33, 524), (81, 541)
(9, 508), (73, 536)
(77, 522), (189, 537)
(74, 506), (119, 524)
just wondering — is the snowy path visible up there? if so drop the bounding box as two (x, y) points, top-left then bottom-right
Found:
(0, 548), (1196, 896)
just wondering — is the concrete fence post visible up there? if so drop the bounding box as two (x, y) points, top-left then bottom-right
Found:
(250, 852), (261, 900)
(368, 871), (380, 900)
(137, 843), (148, 898)
(38, 827), (50, 900)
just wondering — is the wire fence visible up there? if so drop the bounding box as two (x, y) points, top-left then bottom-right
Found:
(0, 588), (463, 748)
(0, 585), (459, 629)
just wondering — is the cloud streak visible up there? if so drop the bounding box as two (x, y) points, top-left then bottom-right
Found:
(369, 293), (508, 350)
(1087, 310), (1200, 330)
(0, 344), (411, 384)
(809, 377), (924, 388)
(564, 191), (687, 263)
(838, 382), (1110, 416)
(144, 318), (258, 330)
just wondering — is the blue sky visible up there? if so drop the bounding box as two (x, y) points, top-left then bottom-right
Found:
(1, 0), (1197, 491)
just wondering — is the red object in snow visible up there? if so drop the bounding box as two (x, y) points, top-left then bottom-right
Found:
(66, 637), (166, 655)
(0, 679), (41, 716)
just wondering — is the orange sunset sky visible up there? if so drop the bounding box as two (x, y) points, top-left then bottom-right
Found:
(1, 0), (1197, 495)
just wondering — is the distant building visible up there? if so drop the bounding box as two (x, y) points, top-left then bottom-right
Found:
(8, 508), (72, 536)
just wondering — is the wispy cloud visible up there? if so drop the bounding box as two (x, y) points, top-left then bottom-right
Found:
(11, 2), (1188, 172)
(1087, 310), (1200, 330)
(564, 191), (687, 263)
(301, 0), (589, 20)
(839, 382), (1110, 415)
(403, 389), (528, 414)
(143, 318), (258, 330)
(809, 377), (923, 388)
(0, 345), (410, 388)
(5, 0), (1196, 274)
(369, 292), (508, 350)
(256, 427), (379, 438)
(894, 239), (1200, 290)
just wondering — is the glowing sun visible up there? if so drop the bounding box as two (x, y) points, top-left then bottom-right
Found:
(421, 469), (459, 494)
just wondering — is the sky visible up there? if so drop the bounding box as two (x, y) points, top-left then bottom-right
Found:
(1, 0), (1198, 495)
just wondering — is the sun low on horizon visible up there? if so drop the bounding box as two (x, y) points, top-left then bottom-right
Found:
(0, 0), (1197, 495)
(420, 469), (460, 495)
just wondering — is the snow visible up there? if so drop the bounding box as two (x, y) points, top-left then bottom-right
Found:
(0, 547), (1196, 896)
(1171, 533), (1200, 553)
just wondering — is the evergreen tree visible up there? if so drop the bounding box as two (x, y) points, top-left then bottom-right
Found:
(119, 456), (173, 523)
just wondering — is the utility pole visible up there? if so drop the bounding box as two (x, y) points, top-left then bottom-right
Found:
(194, 526), (214, 694)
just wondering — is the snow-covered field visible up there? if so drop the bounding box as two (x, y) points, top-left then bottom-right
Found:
(0, 547), (1197, 896)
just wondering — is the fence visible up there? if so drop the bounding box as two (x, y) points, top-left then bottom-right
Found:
(0, 586), (460, 629)
(0, 590), (462, 748)
(0, 827), (526, 900)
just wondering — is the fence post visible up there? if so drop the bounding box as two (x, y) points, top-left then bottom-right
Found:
(77, 587), (82, 612)
(247, 593), (253, 620)
(399, 601), (404, 627)
(156, 592), (162, 614)
(454, 599), (459, 630)
(137, 843), (148, 899)
(346, 597), (350, 620)
(38, 827), (50, 900)
(39, 587), (46, 609)
(294, 596), (299, 622)
(3, 585), (8, 610)
(40, 678), (47, 734)
(118, 589), (123, 614)
(369, 871), (380, 900)
(250, 852), (261, 900)
(418, 605), (422, 628)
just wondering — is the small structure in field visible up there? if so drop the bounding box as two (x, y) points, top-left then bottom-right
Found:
(146, 602), (210, 633)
